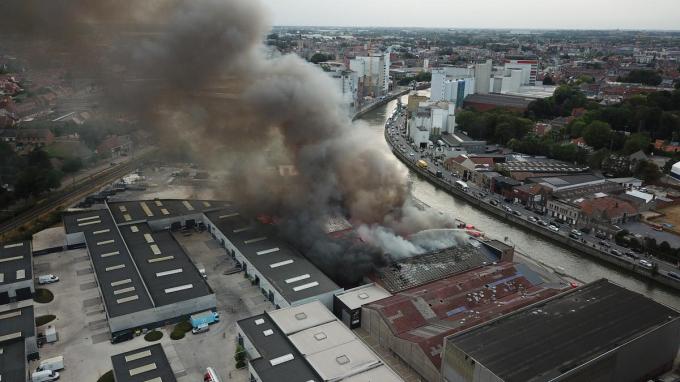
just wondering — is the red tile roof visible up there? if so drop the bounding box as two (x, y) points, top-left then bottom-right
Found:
(578, 196), (638, 220)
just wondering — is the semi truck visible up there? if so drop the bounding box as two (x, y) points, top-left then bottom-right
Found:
(416, 160), (428, 169)
(190, 310), (220, 329)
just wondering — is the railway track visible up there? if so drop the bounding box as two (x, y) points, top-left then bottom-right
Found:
(0, 150), (155, 238)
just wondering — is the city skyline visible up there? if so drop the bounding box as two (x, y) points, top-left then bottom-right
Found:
(260, 0), (680, 31)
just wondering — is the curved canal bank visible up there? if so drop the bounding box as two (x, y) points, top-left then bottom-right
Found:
(358, 92), (680, 310)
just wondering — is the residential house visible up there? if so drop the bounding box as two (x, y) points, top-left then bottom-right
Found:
(547, 198), (581, 225)
(655, 139), (680, 153)
(97, 135), (132, 159)
(15, 128), (54, 151)
(578, 196), (639, 229)
(513, 183), (552, 212)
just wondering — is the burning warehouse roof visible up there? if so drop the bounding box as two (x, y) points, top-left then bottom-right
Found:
(361, 262), (572, 381)
(370, 240), (504, 293)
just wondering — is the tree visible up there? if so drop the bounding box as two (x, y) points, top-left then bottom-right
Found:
(310, 53), (333, 64)
(13, 149), (62, 199)
(62, 157), (83, 173)
(623, 133), (651, 155)
(526, 98), (555, 119)
(583, 121), (612, 149)
(588, 149), (610, 170)
(617, 69), (662, 86)
(234, 344), (246, 368)
(634, 160), (662, 183)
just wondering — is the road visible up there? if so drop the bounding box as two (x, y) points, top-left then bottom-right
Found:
(384, 108), (680, 282)
(359, 91), (680, 310)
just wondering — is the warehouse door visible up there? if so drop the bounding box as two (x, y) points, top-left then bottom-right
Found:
(16, 287), (32, 301)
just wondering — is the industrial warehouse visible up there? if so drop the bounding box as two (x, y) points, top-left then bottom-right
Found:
(0, 305), (38, 382)
(361, 261), (571, 382)
(204, 209), (343, 309)
(0, 241), (34, 304)
(63, 204), (217, 342)
(110, 344), (177, 382)
(441, 279), (680, 382)
(237, 300), (403, 382)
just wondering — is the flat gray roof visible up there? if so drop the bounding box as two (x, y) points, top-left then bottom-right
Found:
(238, 314), (320, 382)
(0, 340), (25, 382)
(0, 241), (32, 286)
(335, 283), (392, 310)
(0, 305), (35, 382)
(64, 209), (154, 317)
(464, 93), (534, 109)
(204, 209), (341, 303)
(119, 223), (212, 306)
(446, 279), (680, 382)
(111, 344), (177, 382)
(64, 207), (212, 319)
(108, 199), (228, 224)
(0, 305), (35, 342)
(527, 174), (604, 187)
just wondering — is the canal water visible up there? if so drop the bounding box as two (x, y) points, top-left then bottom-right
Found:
(358, 92), (680, 310)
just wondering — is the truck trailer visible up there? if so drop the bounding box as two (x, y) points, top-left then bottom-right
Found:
(190, 310), (220, 328)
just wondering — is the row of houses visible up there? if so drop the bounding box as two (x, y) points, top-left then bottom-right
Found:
(442, 154), (662, 230)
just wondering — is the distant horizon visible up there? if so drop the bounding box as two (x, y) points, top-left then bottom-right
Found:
(260, 0), (680, 31)
(270, 25), (680, 33)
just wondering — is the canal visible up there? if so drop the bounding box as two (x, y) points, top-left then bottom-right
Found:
(358, 92), (680, 310)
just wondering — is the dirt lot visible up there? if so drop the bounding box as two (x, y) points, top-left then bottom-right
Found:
(651, 203), (680, 237)
(30, 230), (273, 382)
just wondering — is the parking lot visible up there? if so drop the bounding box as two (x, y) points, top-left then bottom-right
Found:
(30, 230), (273, 382)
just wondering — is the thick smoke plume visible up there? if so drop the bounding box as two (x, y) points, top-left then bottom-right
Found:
(2, 0), (457, 285)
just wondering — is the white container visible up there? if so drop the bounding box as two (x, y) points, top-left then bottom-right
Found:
(31, 370), (60, 382)
(44, 326), (58, 343)
(37, 356), (64, 372)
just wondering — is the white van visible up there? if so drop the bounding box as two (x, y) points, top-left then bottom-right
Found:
(36, 356), (64, 372)
(31, 370), (60, 382)
(38, 275), (59, 285)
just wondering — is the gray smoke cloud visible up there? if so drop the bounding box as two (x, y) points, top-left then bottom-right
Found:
(1, 0), (458, 285)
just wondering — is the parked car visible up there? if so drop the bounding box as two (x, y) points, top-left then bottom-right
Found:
(489, 200), (499, 206)
(569, 232), (580, 239)
(548, 225), (560, 232)
(192, 323), (209, 335)
(512, 210), (522, 217)
(38, 275), (59, 285)
(638, 259), (654, 269)
(538, 220), (548, 226)
(598, 240), (611, 248)
(529, 216), (537, 223)
(610, 249), (622, 257)
(667, 272), (680, 280)
(570, 229), (582, 237)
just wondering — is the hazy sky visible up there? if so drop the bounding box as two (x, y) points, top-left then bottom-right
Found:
(259, 0), (680, 30)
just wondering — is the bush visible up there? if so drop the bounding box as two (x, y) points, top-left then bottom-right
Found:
(144, 330), (163, 342)
(97, 370), (114, 382)
(235, 344), (246, 368)
(33, 288), (54, 303)
(175, 321), (192, 333)
(170, 329), (185, 341)
(35, 314), (56, 327)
